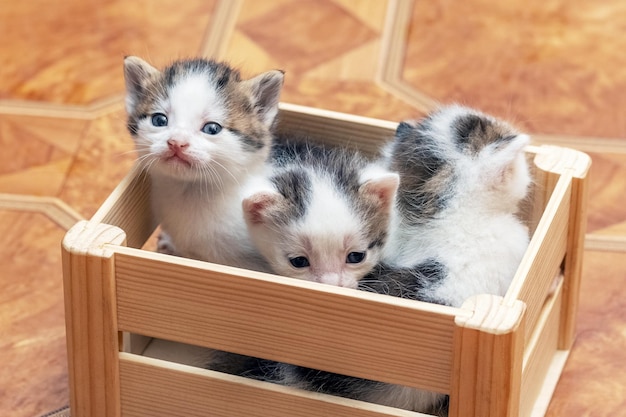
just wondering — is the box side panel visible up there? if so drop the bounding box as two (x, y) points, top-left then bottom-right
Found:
(519, 278), (563, 417)
(532, 146), (591, 350)
(91, 164), (155, 249)
(62, 221), (126, 417)
(277, 104), (397, 156)
(119, 353), (427, 417)
(449, 296), (526, 417)
(113, 248), (459, 394)
(505, 175), (571, 344)
(559, 173), (589, 349)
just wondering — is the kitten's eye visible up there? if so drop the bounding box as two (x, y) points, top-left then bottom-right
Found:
(201, 122), (222, 135)
(346, 252), (366, 264)
(151, 113), (168, 127)
(289, 256), (310, 268)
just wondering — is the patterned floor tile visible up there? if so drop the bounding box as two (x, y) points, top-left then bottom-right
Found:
(57, 110), (136, 218)
(0, 211), (69, 417)
(401, 0), (626, 138)
(546, 250), (626, 417)
(0, 0), (217, 105)
(586, 152), (626, 232)
(0, 115), (88, 195)
(238, 0), (379, 75)
(281, 78), (423, 122)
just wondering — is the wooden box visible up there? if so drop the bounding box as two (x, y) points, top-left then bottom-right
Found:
(61, 103), (591, 417)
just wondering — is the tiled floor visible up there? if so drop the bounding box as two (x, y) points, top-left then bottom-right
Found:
(0, 1), (624, 416)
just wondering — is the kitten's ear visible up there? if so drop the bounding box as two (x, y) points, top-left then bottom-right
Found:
(395, 120), (418, 136)
(123, 56), (159, 113)
(359, 168), (400, 211)
(492, 134), (530, 167)
(487, 133), (531, 189)
(241, 70), (285, 128)
(242, 190), (284, 225)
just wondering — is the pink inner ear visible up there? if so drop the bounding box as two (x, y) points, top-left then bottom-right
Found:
(242, 192), (279, 225)
(361, 174), (400, 208)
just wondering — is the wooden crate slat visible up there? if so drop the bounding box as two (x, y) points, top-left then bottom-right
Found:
(119, 353), (428, 417)
(504, 174), (571, 343)
(277, 103), (397, 155)
(62, 221), (127, 417)
(114, 247), (462, 394)
(519, 278), (563, 417)
(91, 164), (155, 249)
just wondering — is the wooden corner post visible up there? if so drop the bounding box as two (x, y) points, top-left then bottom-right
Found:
(534, 146), (591, 350)
(449, 295), (526, 417)
(62, 220), (126, 417)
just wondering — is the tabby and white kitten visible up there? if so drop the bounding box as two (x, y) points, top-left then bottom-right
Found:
(123, 56), (284, 270)
(377, 104), (532, 308)
(241, 139), (399, 288)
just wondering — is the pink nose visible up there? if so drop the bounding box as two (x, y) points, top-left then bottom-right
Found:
(317, 273), (357, 289)
(167, 139), (189, 151)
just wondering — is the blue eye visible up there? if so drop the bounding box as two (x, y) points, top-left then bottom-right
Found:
(346, 252), (366, 264)
(202, 122), (222, 135)
(151, 113), (168, 127)
(289, 256), (310, 268)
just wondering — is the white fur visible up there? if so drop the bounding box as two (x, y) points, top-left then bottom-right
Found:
(246, 173), (379, 288)
(387, 208), (529, 308)
(362, 385), (444, 412)
(384, 107), (531, 308)
(134, 76), (260, 183)
(130, 69), (278, 271)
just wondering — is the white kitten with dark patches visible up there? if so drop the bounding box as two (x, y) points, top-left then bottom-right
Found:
(123, 56), (284, 270)
(241, 139), (399, 288)
(380, 104), (532, 308)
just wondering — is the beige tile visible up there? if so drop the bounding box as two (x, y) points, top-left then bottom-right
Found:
(0, 0), (218, 105)
(546, 250), (626, 417)
(0, 211), (69, 417)
(238, 0), (378, 75)
(401, 0), (626, 138)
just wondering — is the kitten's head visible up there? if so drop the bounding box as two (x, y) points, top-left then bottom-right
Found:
(242, 162), (399, 289)
(389, 104), (531, 222)
(123, 56), (284, 183)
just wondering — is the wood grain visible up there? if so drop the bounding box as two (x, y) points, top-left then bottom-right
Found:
(119, 353), (425, 417)
(450, 295), (526, 417)
(62, 221), (126, 417)
(114, 246), (461, 394)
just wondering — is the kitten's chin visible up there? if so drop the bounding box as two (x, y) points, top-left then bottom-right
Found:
(150, 159), (202, 182)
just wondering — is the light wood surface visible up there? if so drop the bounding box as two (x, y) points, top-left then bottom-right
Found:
(119, 353), (425, 417)
(450, 295), (526, 417)
(114, 245), (460, 393)
(61, 222), (126, 417)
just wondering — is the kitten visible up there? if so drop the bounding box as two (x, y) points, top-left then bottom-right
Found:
(241, 139), (399, 289)
(379, 104), (532, 308)
(123, 56), (284, 271)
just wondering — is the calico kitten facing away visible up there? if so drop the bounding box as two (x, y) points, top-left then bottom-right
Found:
(379, 104), (532, 308)
(241, 139), (399, 289)
(123, 56), (284, 270)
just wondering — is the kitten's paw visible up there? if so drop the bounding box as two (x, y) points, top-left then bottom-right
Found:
(156, 232), (178, 256)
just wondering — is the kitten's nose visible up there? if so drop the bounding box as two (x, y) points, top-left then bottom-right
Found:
(167, 139), (189, 151)
(318, 273), (357, 289)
